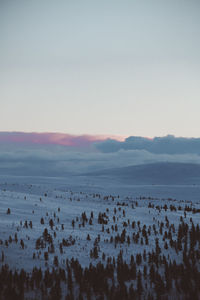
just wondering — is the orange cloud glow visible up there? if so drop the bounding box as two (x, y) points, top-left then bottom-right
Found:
(0, 132), (126, 147)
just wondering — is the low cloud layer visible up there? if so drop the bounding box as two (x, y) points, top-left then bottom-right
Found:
(1, 132), (200, 177)
(2, 132), (200, 155)
(96, 135), (200, 155)
(1, 145), (200, 177)
(0, 132), (125, 147)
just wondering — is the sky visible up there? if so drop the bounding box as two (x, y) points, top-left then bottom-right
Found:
(1, 0), (200, 137)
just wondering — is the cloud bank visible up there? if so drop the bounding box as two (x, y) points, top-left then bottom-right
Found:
(0, 132), (200, 177)
(0, 132), (125, 147)
(96, 135), (200, 155)
(1, 147), (200, 177)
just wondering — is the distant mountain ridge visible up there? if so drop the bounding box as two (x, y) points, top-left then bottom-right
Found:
(86, 162), (200, 185)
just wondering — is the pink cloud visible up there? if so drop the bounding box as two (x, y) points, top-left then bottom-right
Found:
(0, 132), (126, 147)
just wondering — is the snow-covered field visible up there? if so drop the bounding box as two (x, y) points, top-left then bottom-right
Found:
(0, 175), (200, 299)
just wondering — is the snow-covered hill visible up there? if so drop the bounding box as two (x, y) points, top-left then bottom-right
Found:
(0, 177), (200, 299)
(86, 162), (200, 185)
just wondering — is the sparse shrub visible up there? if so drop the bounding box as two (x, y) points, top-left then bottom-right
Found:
(53, 255), (58, 266)
(44, 252), (48, 261)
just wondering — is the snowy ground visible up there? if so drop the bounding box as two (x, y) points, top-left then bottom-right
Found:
(0, 175), (200, 299)
(0, 175), (200, 270)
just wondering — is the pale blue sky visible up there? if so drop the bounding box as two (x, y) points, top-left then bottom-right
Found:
(1, 0), (200, 137)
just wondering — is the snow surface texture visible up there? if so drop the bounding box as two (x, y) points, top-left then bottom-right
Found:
(0, 176), (200, 299)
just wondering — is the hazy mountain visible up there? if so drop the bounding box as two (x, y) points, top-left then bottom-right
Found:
(86, 162), (200, 185)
